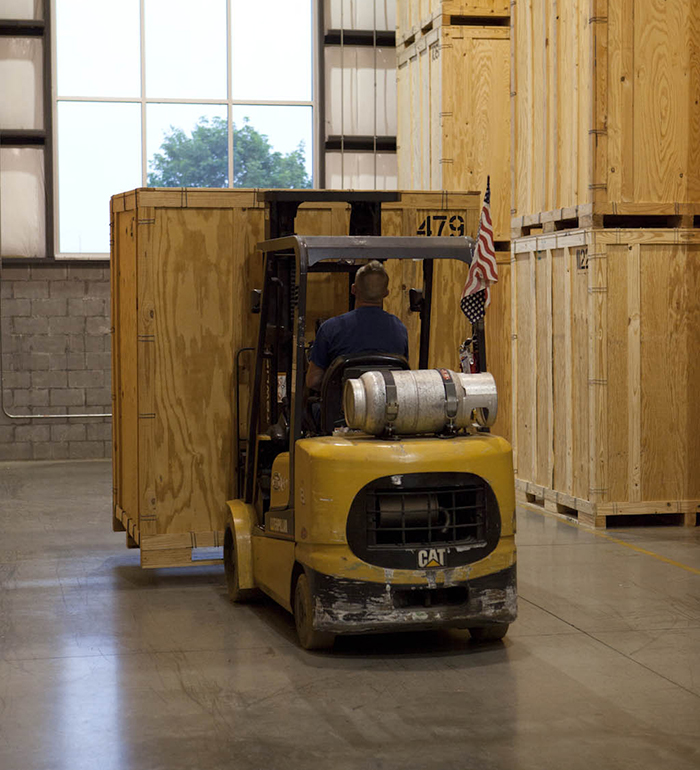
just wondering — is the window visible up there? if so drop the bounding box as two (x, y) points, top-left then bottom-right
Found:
(54, 0), (316, 256)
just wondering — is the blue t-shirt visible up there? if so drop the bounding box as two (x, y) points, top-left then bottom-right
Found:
(310, 306), (409, 369)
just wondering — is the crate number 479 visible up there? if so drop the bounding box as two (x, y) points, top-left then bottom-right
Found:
(416, 214), (465, 237)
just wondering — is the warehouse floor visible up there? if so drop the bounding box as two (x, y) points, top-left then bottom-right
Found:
(0, 460), (698, 770)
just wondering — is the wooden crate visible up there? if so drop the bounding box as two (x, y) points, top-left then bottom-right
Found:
(511, 227), (700, 527)
(512, 0), (700, 227)
(111, 188), (499, 567)
(396, 0), (510, 45)
(381, 193), (512, 442)
(395, 15), (513, 430)
(396, 21), (511, 243)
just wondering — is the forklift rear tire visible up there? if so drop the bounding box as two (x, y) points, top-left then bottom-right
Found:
(224, 528), (258, 603)
(468, 623), (509, 642)
(294, 573), (335, 651)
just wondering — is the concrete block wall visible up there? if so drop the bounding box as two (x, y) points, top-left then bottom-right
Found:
(0, 261), (112, 461)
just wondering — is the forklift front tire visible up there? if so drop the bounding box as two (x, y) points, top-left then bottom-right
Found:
(294, 573), (335, 651)
(468, 623), (510, 642)
(224, 527), (258, 603)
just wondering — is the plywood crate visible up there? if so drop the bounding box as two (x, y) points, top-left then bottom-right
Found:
(396, 20), (511, 243)
(111, 187), (507, 568)
(396, 0), (510, 45)
(512, 0), (700, 231)
(511, 227), (700, 527)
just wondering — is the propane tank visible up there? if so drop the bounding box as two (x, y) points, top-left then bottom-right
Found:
(343, 369), (497, 436)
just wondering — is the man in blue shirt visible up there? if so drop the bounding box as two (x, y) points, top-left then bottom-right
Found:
(306, 260), (409, 390)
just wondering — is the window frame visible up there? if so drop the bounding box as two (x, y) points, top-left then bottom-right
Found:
(51, 0), (321, 259)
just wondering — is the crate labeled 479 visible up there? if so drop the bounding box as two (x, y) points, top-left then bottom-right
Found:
(416, 214), (465, 236)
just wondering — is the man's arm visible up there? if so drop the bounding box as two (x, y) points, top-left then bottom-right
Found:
(306, 322), (331, 390)
(306, 360), (325, 391)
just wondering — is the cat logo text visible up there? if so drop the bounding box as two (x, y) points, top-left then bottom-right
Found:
(418, 548), (447, 568)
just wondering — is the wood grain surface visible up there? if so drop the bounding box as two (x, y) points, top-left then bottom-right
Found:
(512, 228), (700, 512)
(397, 23), (511, 241)
(512, 0), (700, 221)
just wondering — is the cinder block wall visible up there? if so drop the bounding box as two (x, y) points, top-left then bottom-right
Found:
(0, 261), (112, 461)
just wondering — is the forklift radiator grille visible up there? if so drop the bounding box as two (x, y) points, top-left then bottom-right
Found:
(346, 472), (501, 570)
(367, 486), (487, 548)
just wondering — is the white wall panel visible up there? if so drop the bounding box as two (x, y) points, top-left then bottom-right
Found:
(1, 0), (43, 19)
(325, 0), (396, 32)
(0, 38), (42, 130)
(0, 148), (45, 257)
(325, 46), (396, 136)
(326, 151), (397, 189)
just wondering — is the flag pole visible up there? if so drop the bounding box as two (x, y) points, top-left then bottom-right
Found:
(474, 176), (490, 372)
(459, 175), (495, 375)
(474, 318), (487, 372)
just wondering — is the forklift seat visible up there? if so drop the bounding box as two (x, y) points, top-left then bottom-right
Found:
(319, 353), (410, 435)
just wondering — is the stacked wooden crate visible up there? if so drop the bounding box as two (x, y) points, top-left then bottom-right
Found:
(396, 1), (513, 447)
(396, 1), (510, 241)
(397, 0), (510, 47)
(110, 188), (485, 567)
(511, 0), (700, 527)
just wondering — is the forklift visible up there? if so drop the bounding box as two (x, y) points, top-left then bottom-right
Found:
(224, 229), (517, 649)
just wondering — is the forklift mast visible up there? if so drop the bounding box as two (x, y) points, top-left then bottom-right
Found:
(261, 189), (398, 241)
(235, 191), (397, 499)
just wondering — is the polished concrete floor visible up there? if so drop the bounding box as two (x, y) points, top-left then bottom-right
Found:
(0, 460), (698, 770)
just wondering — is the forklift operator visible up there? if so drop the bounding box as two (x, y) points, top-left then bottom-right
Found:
(305, 260), (409, 391)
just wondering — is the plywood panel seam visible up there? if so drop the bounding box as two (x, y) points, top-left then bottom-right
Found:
(545, 248), (554, 488)
(628, 242), (642, 502)
(563, 244), (573, 492)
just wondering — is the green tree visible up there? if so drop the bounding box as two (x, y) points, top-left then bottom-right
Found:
(147, 116), (312, 189)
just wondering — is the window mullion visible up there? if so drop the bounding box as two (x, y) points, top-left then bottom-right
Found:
(227, 0), (233, 188)
(47, 0), (56, 257)
(312, 0), (322, 188)
(140, 0), (147, 186)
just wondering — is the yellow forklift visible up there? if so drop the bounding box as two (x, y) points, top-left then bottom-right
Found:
(225, 234), (517, 649)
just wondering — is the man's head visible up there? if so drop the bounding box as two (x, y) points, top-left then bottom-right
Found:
(352, 260), (389, 306)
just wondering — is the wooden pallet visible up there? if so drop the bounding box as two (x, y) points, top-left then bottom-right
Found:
(113, 505), (224, 568)
(511, 203), (700, 239)
(396, 5), (510, 48)
(516, 480), (699, 529)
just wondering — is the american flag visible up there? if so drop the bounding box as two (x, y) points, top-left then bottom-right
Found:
(460, 177), (498, 324)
